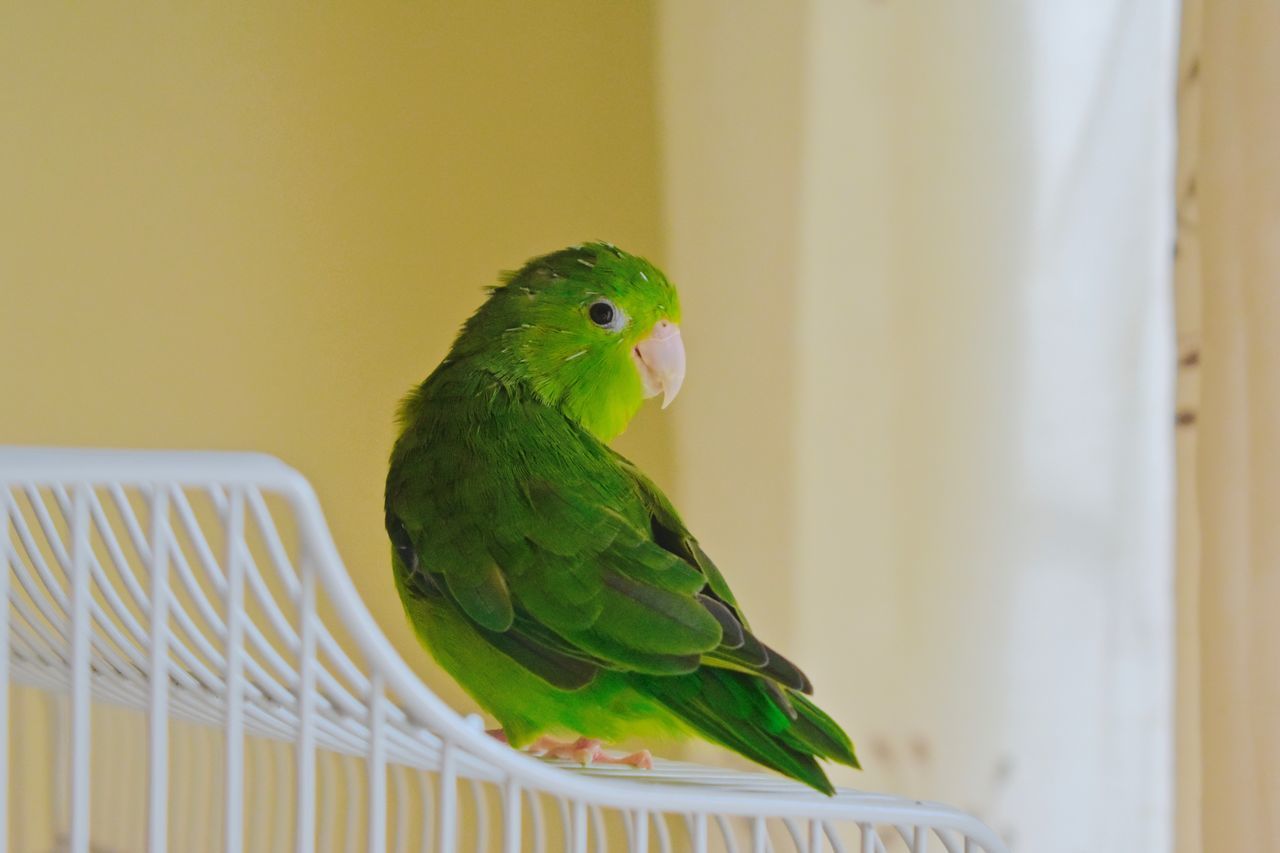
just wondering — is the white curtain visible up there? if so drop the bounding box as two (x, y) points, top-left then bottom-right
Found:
(659, 2), (1178, 849)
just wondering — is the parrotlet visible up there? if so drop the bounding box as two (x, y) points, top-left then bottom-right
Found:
(385, 243), (858, 793)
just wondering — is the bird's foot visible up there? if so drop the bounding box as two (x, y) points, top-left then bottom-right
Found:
(484, 730), (652, 769)
(530, 736), (654, 770)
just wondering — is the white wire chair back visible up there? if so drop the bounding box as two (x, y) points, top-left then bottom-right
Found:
(1, 447), (1008, 853)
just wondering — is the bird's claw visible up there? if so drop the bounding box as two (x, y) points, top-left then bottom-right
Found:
(532, 736), (653, 769)
(485, 730), (653, 769)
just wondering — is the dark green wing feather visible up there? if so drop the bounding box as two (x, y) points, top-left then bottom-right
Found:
(614, 451), (816, 694)
(387, 376), (723, 678)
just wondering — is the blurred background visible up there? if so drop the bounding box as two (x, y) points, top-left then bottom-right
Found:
(4, 2), (1277, 851)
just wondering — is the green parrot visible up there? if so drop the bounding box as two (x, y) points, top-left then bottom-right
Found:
(385, 242), (858, 794)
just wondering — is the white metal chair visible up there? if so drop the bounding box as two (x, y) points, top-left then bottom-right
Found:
(1, 447), (1008, 852)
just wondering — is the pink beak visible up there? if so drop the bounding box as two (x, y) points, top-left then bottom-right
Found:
(633, 319), (686, 409)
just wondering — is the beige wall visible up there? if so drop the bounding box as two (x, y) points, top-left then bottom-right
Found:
(659, 2), (1176, 850)
(1, 1), (670, 718)
(656, 0), (808, 685)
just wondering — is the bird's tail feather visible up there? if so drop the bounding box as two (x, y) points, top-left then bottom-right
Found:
(783, 692), (860, 769)
(632, 669), (855, 795)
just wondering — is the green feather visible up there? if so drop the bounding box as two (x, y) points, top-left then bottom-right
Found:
(444, 561), (514, 633)
(386, 242), (857, 794)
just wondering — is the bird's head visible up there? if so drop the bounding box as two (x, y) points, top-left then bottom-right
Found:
(456, 242), (685, 442)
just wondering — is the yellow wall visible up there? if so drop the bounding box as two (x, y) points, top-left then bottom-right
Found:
(1, 1), (670, 715)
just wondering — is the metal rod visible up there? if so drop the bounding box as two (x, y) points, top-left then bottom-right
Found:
(438, 740), (458, 853)
(633, 810), (649, 853)
(368, 671), (387, 853)
(0, 495), (10, 851)
(591, 806), (607, 853)
(392, 765), (410, 853)
(147, 487), (171, 853)
(295, 549), (317, 853)
(70, 485), (92, 853)
(691, 813), (707, 853)
(223, 488), (246, 853)
(471, 778), (490, 853)
(572, 800), (587, 853)
(715, 815), (739, 853)
(503, 780), (523, 853)
(418, 769), (434, 853)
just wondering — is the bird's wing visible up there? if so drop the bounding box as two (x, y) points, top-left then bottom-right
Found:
(609, 449), (814, 694)
(387, 386), (734, 684)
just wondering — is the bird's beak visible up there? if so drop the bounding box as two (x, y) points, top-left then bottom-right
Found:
(633, 320), (686, 409)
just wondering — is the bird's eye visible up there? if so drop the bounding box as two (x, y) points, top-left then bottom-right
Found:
(589, 300), (617, 328)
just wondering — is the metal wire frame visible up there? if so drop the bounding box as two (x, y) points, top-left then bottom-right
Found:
(1, 447), (1008, 853)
